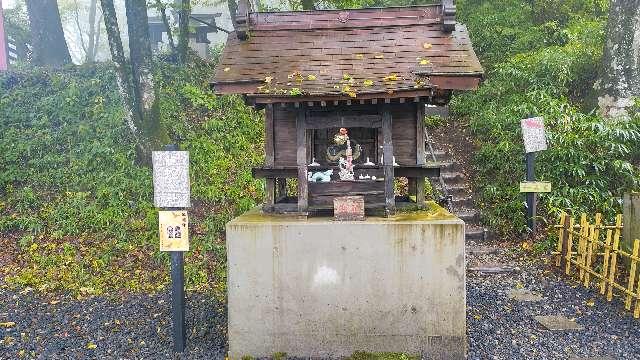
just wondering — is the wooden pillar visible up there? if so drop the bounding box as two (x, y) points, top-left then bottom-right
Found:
(296, 105), (308, 214)
(415, 101), (426, 207)
(382, 105), (395, 215)
(263, 104), (276, 211)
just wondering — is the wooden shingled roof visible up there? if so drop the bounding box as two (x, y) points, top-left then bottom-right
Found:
(212, 3), (484, 103)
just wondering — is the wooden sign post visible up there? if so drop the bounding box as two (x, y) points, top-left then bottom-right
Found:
(521, 117), (548, 234)
(152, 145), (190, 353)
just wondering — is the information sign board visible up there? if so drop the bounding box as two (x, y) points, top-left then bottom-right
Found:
(152, 151), (190, 208)
(159, 211), (189, 252)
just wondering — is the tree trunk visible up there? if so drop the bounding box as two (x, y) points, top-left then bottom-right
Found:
(301, 0), (315, 10)
(125, 0), (170, 163)
(177, 0), (190, 64)
(598, 0), (640, 119)
(156, 0), (176, 54)
(100, 0), (138, 138)
(25, 0), (72, 66)
(227, 0), (237, 21)
(85, 0), (98, 62)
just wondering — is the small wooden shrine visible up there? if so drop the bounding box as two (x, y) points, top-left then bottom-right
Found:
(212, 1), (483, 216)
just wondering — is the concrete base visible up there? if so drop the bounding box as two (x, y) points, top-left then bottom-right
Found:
(226, 205), (466, 359)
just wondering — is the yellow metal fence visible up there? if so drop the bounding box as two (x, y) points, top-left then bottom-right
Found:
(553, 213), (640, 318)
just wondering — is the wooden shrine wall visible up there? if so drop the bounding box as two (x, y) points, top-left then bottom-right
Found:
(272, 104), (418, 167)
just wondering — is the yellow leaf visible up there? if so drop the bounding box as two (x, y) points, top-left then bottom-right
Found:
(419, 59), (431, 65)
(264, 76), (273, 84)
(586, 299), (595, 307)
(473, 314), (481, 320)
(355, 54), (364, 59)
(423, 42), (433, 49)
(343, 73), (352, 80)
(50, 300), (60, 305)
(383, 74), (399, 82)
(86, 342), (97, 349)
(307, 74), (317, 81)
(0, 322), (16, 328)
(515, 281), (524, 289)
(363, 79), (374, 87)
(374, 54), (385, 59)
(223, 67), (230, 72)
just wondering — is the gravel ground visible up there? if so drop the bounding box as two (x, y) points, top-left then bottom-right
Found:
(1, 242), (639, 360)
(466, 241), (640, 360)
(0, 285), (226, 359)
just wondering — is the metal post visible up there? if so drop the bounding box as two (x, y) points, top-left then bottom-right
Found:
(171, 249), (186, 352)
(526, 152), (536, 233)
(162, 144), (186, 353)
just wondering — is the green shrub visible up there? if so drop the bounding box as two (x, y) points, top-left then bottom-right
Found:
(452, 16), (639, 235)
(0, 59), (264, 296)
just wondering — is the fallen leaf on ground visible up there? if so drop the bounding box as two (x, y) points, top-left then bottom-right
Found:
(0, 322), (16, 328)
(585, 299), (595, 306)
(86, 342), (97, 349)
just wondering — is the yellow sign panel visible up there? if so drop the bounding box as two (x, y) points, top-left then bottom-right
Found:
(159, 211), (189, 252)
(520, 181), (552, 193)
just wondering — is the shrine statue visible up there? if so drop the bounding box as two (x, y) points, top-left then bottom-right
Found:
(327, 128), (361, 162)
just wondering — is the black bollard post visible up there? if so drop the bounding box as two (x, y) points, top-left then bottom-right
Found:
(162, 144), (186, 353)
(525, 152), (536, 234)
(170, 246), (186, 352)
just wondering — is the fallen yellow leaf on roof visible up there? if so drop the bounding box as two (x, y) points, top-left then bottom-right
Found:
(363, 79), (373, 87)
(374, 54), (385, 59)
(420, 59), (431, 65)
(264, 76), (273, 83)
(423, 42), (433, 49)
(355, 54), (364, 59)
(307, 74), (317, 81)
(383, 74), (399, 81)
(223, 67), (230, 72)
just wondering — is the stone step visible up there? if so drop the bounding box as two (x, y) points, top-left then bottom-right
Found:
(425, 150), (451, 162)
(452, 196), (474, 208)
(443, 184), (472, 197)
(438, 161), (461, 172)
(440, 172), (465, 184)
(465, 224), (486, 242)
(455, 209), (480, 223)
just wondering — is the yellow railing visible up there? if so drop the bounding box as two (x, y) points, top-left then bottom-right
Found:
(553, 212), (640, 318)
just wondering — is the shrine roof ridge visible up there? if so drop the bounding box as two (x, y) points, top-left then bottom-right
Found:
(211, 3), (484, 102)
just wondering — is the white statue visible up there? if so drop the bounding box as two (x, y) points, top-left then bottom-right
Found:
(338, 157), (354, 181)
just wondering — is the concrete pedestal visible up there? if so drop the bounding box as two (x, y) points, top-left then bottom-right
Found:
(226, 205), (466, 359)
